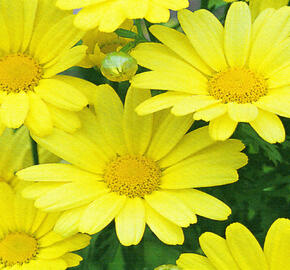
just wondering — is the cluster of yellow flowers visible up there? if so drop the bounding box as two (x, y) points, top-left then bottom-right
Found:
(0, 0), (289, 269)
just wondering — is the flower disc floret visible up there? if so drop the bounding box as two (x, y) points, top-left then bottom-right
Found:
(0, 54), (43, 93)
(208, 68), (267, 104)
(0, 233), (38, 266)
(104, 155), (161, 198)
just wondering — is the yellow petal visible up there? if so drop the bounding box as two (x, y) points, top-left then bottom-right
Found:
(149, 24), (213, 75)
(62, 253), (83, 268)
(43, 45), (87, 77)
(145, 2), (170, 23)
(1, 0), (23, 53)
(251, 8), (276, 47)
(194, 104), (227, 121)
(249, 7), (290, 71)
(25, 92), (53, 137)
(35, 78), (88, 111)
(178, 9), (227, 71)
(177, 253), (215, 270)
(123, 87), (153, 155)
(226, 223), (268, 270)
(224, 2), (251, 67)
(56, 0), (104, 9)
(268, 66), (290, 88)
(93, 84), (126, 155)
(38, 231), (64, 248)
(264, 218), (290, 270)
(0, 12), (10, 53)
(146, 112), (193, 161)
(257, 38), (290, 77)
(33, 15), (84, 64)
(131, 43), (207, 84)
(21, 0), (38, 52)
(79, 193), (126, 234)
(250, 109), (285, 143)
(250, 0), (289, 20)
(209, 114), (238, 141)
(115, 198), (146, 246)
(145, 202), (184, 245)
(47, 104), (81, 134)
(0, 92), (29, 128)
(77, 108), (116, 159)
(171, 96), (220, 116)
(136, 92), (192, 116)
(31, 128), (108, 174)
(172, 189), (230, 221)
(38, 234), (90, 259)
(0, 128), (31, 180)
(17, 163), (101, 183)
(145, 190), (196, 227)
(131, 70), (207, 95)
(161, 138), (246, 189)
(125, 0), (148, 18)
(53, 75), (99, 104)
(255, 92), (290, 118)
(98, 4), (127, 32)
(199, 232), (240, 270)
(228, 103), (258, 122)
(54, 206), (87, 237)
(34, 182), (107, 211)
(22, 182), (64, 201)
(34, 212), (61, 238)
(159, 126), (215, 168)
(74, 5), (103, 31)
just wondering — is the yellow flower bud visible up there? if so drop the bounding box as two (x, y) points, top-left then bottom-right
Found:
(100, 52), (138, 82)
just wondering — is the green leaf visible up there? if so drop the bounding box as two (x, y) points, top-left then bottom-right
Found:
(115, 28), (138, 39)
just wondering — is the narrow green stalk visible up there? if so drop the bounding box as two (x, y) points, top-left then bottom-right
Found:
(30, 136), (39, 165)
(135, 19), (144, 38)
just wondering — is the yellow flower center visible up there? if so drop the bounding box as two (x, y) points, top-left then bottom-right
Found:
(0, 233), (38, 266)
(0, 54), (43, 93)
(208, 68), (267, 103)
(104, 155), (162, 198)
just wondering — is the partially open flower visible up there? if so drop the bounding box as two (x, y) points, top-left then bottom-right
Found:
(79, 20), (136, 69)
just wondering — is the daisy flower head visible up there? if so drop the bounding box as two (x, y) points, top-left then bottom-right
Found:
(176, 218), (290, 270)
(0, 127), (60, 188)
(17, 85), (247, 246)
(131, 2), (290, 143)
(0, 0), (99, 137)
(0, 182), (90, 270)
(79, 20), (136, 69)
(55, 0), (190, 32)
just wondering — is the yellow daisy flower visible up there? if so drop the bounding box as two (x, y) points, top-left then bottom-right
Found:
(17, 85), (247, 246)
(0, 0), (99, 137)
(0, 182), (90, 270)
(176, 218), (290, 270)
(79, 20), (136, 68)
(0, 127), (60, 187)
(131, 2), (290, 143)
(55, 0), (189, 32)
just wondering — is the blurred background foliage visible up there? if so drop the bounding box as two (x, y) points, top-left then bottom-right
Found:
(66, 0), (290, 269)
